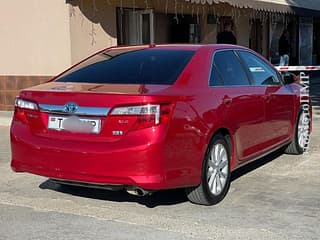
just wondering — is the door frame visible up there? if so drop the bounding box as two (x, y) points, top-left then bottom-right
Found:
(116, 8), (154, 45)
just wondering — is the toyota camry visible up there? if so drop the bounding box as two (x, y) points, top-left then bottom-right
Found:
(10, 44), (312, 205)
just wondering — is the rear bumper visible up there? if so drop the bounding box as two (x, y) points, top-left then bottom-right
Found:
(10, 122), (199, 190)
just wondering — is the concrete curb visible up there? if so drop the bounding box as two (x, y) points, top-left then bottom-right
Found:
(0, 111), (13, 126)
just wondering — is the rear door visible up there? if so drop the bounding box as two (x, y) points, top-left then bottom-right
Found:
(238, 50), (294, 147)
(210, 50), (267, 161)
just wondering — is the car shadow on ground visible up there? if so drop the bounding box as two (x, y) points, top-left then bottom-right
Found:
(39, 149), (284, 208)
(231, 148), (283, 181)
(39, 180), (188, 208)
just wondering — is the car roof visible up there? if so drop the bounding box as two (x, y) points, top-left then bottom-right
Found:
(105, 44), (250, 53)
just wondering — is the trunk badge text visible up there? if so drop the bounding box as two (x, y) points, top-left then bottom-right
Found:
(112, 131), (124, 136)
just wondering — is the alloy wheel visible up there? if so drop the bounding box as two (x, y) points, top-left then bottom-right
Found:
(207, 143), (229, 196)
(297, 112), (310, 149)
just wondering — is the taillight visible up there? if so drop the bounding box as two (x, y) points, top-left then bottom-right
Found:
(15, 98), (38, 110)
(111, 104), (160, 124)
(14, 98), (39, 123)
(109, 103), (174, 132)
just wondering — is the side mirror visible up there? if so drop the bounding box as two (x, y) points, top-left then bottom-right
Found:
(282, 72), (298, 84)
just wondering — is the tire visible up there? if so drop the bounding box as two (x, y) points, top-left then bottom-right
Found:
(185, 134), (231, 205)
(285, 109), (311, 155)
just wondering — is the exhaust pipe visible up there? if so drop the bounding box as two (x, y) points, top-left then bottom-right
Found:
(126, 187), (152, 197)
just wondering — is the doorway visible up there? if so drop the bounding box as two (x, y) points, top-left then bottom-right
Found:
(313, 18), (320, 64)
(117, 8), (154, 45)
(299, 17), (313, 65)
(250, 19), (263, 54)
(168, 15), (200, 44)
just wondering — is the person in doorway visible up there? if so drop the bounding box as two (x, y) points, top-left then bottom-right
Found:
(217, 22), (237, 45)
(279, 29), (290, 66)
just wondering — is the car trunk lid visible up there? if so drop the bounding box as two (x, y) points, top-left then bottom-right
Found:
(16, 82), (175, 143)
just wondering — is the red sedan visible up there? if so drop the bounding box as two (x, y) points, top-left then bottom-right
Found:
(11, 44), (311, 205)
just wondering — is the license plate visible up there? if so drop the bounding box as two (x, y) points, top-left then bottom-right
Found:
(48, 115), (101, 134)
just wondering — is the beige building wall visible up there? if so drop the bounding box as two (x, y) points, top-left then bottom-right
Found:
(0, 0), (72, 76)
(68, 1), (118, 64)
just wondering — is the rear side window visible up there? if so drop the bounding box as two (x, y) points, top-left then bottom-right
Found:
(55, 49), (195, 85)
(209, 65), (224, 86)
(238, 51), (281, 86)
(212, 50), (250, 86)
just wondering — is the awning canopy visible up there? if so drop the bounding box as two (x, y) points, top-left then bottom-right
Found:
(185, 0), (320, 15)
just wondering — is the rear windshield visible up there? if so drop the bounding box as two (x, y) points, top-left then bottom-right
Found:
(55, 49), (195, 85)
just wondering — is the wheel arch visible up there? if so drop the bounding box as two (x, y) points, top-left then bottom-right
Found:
(206, 127), (237, 171)
(187, 127), (234, 205)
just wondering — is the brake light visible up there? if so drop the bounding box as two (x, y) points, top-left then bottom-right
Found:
(109, 103), (173, 132)
(14, 98), (39, 123)
(15, 98), (38, 110)
(111, 104), (160, 124)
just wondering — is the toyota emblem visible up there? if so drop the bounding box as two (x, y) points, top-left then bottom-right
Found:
(64, 102), (78, 113)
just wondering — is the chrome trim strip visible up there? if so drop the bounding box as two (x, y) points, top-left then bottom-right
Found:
(39, 104), (110, 116)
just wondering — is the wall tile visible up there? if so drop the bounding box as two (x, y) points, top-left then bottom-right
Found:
(0, 76), (52, 110)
